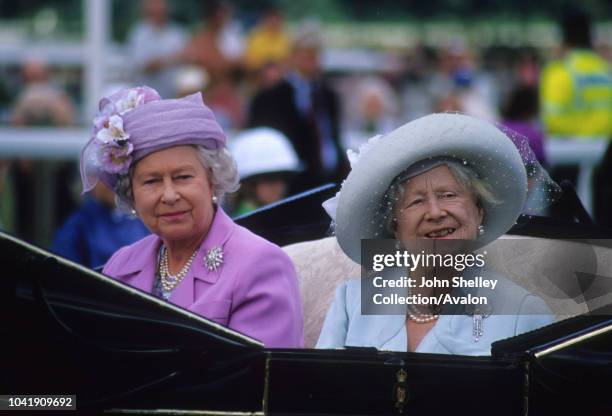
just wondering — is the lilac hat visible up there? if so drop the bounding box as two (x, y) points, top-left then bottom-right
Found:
(80, 86), (226, 192)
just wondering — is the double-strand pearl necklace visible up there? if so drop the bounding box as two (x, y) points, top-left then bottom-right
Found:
(406, 288), (439, 323)
(159, 246), (198, 294)
(406, 304), (439, 324)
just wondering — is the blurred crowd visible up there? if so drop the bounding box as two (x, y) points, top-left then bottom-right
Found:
(0, 0), (611, 267)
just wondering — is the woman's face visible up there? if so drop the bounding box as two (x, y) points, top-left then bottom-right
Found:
(395, 165), (483, 242)
(131, 146), (215, 245)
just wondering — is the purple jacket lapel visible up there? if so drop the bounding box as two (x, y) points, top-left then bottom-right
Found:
(168, 208), (234, 308)
(111, 235), (161, 294)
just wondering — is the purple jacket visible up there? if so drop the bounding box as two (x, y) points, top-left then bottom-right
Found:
(103, 208), (304, 348)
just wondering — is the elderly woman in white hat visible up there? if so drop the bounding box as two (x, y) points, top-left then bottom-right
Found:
(317, 113), (555, 355)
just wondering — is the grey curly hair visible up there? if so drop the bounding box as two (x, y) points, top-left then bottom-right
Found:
(379, 161), (500, 237)
(115, 145), (239, 213)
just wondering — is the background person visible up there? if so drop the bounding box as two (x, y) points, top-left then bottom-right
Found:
(10, 58), (78, 245)
(11, 58), (76, 127)
(248, 21), (349, 194)
(317, 113), (555, 355)
(183, 0), (245, 129)
(341, 76), (399, 150)
(229, 127), (301, 216)
(540, 8), (612, 139)
(243, 5), (291, 76)
(540, 8), (612, 222)
(51, 182), (150, 269)
(426, 44), (498, 122)
(80, 86), (303, 348)
(500, 85), (547, 167)
(128, 0), (187, 99)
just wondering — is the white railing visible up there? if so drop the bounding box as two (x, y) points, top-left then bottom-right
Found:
(545, 138), (608, 215)
(0, 127), (88, 159)
(0, 128), (608, 215)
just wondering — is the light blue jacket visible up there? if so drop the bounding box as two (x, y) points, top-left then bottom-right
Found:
(316, 274), (554, 355)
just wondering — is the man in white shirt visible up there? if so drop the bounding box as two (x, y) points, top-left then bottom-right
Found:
(128, 0), (187, 99)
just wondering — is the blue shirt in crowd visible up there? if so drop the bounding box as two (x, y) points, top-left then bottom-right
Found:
(52, 198), (150, 270)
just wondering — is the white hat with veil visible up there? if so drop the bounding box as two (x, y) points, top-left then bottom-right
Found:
(324, 113), (561, 264)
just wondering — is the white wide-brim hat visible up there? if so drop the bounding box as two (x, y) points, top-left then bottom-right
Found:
(333, 113), (528, 264)
(231, 127), (302, 180)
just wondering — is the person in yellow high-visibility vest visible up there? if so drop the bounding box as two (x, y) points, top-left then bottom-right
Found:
(540, 10), (612, 139)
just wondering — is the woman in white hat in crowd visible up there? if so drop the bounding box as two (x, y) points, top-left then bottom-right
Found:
(229, 127), (301, 216)
(317, 113), (557, 355)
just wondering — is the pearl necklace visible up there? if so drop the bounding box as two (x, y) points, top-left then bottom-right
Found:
(405, 283), (439, 323)
(406, 303), (439, 324)
(159, 246), (198, 294)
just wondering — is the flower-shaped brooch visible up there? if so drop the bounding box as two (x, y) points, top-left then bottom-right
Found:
(204, 246), (224, 271)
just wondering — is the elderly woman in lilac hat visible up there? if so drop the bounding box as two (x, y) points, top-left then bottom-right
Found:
(80, 86), (303, 348)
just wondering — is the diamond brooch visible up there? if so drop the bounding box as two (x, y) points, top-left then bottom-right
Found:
(204, 246), (224, 271)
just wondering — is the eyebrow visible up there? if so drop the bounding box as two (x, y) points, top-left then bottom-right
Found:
(171, 165), (197, 174)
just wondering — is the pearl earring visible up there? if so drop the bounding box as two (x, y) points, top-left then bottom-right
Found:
(477, 225), (485, 236)
(212, 195), (218, 204)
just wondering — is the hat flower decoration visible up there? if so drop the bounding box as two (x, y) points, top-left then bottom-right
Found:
(91, 87), (160, 176)
(81, 85), (226, 194)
